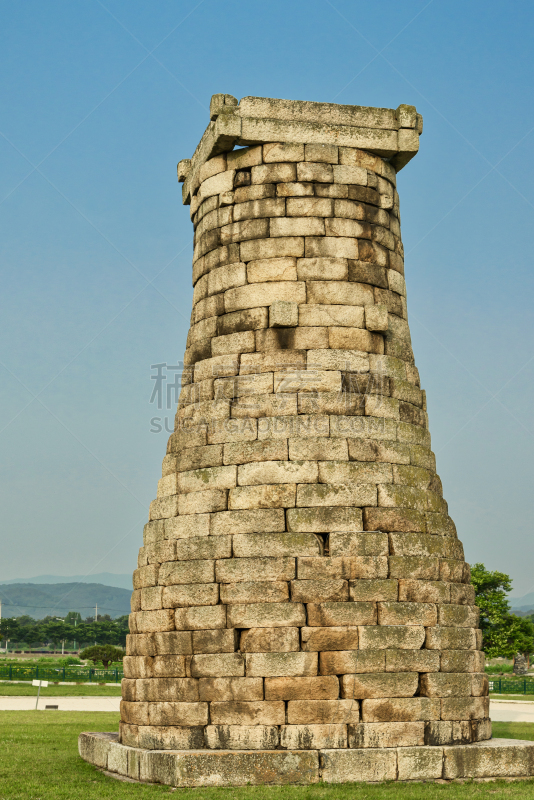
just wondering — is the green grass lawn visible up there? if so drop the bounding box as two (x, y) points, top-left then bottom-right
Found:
(0, 682), (122, 696)
(489, 693), (534, 701)
(1, 713), (534, 799)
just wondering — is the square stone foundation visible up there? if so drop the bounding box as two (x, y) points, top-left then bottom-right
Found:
(79, 732), (534, 786)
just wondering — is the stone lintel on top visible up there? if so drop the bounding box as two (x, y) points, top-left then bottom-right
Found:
(178, 95), (423, 205)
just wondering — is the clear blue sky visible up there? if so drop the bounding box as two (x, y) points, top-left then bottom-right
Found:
(1, 0), (533, 596)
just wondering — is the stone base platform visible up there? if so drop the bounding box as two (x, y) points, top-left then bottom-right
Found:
(79, 733), (534, 786)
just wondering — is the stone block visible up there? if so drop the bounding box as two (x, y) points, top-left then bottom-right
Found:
(305, 237), (359, 260)
(288, 699), (360, 724)
(439, 604), (480, 627)
(192, 628), (237, 654)
(247, 256), (297, 282)
(286, 506), (363, 533)
(296, 556), (351, 580)
(174, 605), (226, 630)
(153, 631), (192, 655)
(137, 726), (204, 751)
(172, 749), (320, 786)
(238, 459), (318, 486)
(227, 602), (306, 629)
(263, 142), (305, 162)
(159, 559), (215, 586)
(440, 696), (489, 720)
(291, 579), (348, 603)
(348, 437), (410, 464)
(265, 675), (339, 700)
(441, 650), (484, 673)
(251, 162), (297, 184)
(215, 556), (295, 582)
(152, 655), (188, 678)
(271, 216), (325, 237)
(296, 483), (377, 508)
(233, 532), (322, 558)
(349, 722), (425, 749)
(349, 579), (398, 601)
(205, 725), (279, 750)
(358, 625), (426, 650)
(342, 672), (418, 699)
(177, 489), (228, 516)
(276, 182), (314, 197)
(297, 162), (333, 182)
(289, 436), (348, 461)
(234, 183), (276, 203)
(365, 304), (389, 332)
(210, 508), (285, 535)
(377, 601), (437, 626)
(223, 439), (288, 465)
(397, 746), (443, 779)
(281, 724), (347, 750)
(425, 626), (477, 650)
(321, 650), (385, 676)
(443, 738), (534, 779)
(388, 556), (439, 580)
(209, 700), (286, 726)
(148, 701), (208, 727)
(78, 731), (113, 769)
(386, 649), (440, 672)
(221, 580), (290, 604)
(398, 579), (450, 604)
(301, 626), (359, 652)
(207, 262), (247, 296)
(320, 748), (397, 783)
(190, 653), (244, 678)
(224, 281), (306, 313)
(362, 697), (440, 722)
(328, 531), (388, 556)
(131, 609), (174, 633)
(240, 627), (300, 653)
(450, 582), (476, 605)
(162, 583), (219, 608)
(198, 676), (264, 701)
(420, 673), (472, 698)
(296, 257), (348, 281)
(246, 652), (318, 678)
(307, 602), (377, 627)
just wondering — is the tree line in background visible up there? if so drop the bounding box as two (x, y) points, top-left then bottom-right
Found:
(0, 564), (532, 660)
(471, 563), (534, 660)
(0, 611), (129, 651)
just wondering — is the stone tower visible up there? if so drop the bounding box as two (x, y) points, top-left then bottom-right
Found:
(83, 95), (514, 785)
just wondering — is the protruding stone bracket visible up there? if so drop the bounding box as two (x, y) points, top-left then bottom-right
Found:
(179, 95), (423, 204)
(79, 733), (534, 786)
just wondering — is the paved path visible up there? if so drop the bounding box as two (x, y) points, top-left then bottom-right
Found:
(0, 696), (120, 711)
(490, 700), (534, 722)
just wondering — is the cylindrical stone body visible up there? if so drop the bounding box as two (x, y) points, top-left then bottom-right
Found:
(121, 131), (489, 752)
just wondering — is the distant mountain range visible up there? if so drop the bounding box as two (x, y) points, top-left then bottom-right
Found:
(0, 573), (132, 591)
(0, 582), (132, 619)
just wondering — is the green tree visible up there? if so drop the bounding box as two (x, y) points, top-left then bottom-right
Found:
(471, 563), (534, 659)
(65, 611), (82, 625)
(80, 644), (125, 669)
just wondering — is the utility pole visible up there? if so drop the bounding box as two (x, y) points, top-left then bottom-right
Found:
(95, 603), (98, 646)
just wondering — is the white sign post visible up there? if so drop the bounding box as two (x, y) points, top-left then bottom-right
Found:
(32, 679), (48, 709)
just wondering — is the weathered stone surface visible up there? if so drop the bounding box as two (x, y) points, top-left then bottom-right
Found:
(348, 722), (425, 749)
(198, 677), (263, 702)
(265, 675), (339, 700)
(320, 748), (397, 783)
(245, 652), (317, 677)
(443, 738), (534, 779)
(241, 627), (300, 653)
(342, 672), (419, 699)
(288, 699), (360, 724)
(281, 724), (347, 750)
(210, 700), (286, 726)
(227, 602), (306, 628)
(205, 724), (279, 750)
(361, 697), (440, 722)
(301, 626), (359, 652)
